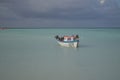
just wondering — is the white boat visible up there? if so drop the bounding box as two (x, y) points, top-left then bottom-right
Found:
(55, 35), (79, 48)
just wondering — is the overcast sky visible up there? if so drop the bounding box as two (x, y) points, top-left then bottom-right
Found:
(0, 0), (120, 28)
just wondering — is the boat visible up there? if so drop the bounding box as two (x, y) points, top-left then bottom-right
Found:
(55, 35), (79, 48)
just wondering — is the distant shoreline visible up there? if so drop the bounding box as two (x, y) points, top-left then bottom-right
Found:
(0, 27), (8, 30)
(6, 27), (120, 29)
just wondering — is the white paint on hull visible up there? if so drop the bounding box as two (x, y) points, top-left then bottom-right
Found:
(57, 41), (79, 48)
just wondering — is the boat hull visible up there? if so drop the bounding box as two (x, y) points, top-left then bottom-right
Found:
(57, 41), (79, 48)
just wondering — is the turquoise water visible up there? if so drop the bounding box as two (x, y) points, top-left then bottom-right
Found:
(0, 29), (120, 80)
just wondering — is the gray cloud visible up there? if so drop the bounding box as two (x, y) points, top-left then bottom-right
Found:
(0, 0), (120, 28)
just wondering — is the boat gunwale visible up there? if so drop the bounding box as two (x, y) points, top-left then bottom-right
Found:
(57, 40), (79, 43)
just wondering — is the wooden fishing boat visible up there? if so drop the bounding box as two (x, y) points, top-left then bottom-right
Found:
(55, 35), (79, 48)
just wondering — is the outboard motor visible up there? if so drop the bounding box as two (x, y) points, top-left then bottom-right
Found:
(76, 35), (79, 38)
(55, 35), (59, 40)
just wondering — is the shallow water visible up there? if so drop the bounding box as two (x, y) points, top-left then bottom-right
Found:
(0, 29), (120, 80)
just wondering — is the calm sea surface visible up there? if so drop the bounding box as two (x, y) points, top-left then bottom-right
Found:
(0, 29), (120, 80)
